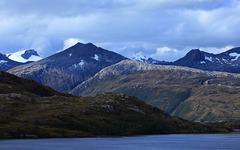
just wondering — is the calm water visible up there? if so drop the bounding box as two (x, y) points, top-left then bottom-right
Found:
(0, 134), (240, 150)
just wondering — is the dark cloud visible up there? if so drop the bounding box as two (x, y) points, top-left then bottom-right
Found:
(0, 0), (239, 61)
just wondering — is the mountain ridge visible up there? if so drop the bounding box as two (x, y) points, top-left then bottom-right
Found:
(128, 47), (240, 73)
(8, 42), (127, 92)
(70, 60), (240, 122)
(172, 47), (240, 73)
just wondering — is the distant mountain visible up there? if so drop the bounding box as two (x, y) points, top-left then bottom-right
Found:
(130, 51), (168, 64)
(173, 47), (240, 73)
(0, 53), (24, 71)
(1, 70), (223, 138)
(8, 42), (127, 92)
(7, 49), (42, 63)
(130, 47), (240, 73)
(0, 49), (42, 71)
(70, 60), (240, 122)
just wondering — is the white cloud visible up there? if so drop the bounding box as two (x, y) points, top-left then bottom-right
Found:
(63, 38), (85, 50)
(199, 45), (234, 54)
(124, 0), (231, 10)
(31, 37), (51, 54)
(0, 0), (239, 60)
(150, 47), (183, 61)
(156, 47), (178, 54)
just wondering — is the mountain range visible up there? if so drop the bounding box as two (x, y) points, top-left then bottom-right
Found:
(8, 43), (127, 92)
(1, 70), (223, 138)
(173, 47), (240, 73)
(3, 42), (240, 123)
(130, 47), (240, 73)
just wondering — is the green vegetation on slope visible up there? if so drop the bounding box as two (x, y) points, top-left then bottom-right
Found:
(171, 85), (240, 121)
(0, 70), (227, 138)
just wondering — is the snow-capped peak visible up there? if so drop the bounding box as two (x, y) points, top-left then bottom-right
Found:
(130, 52), (149, 62)
(7, 49), (43, 63)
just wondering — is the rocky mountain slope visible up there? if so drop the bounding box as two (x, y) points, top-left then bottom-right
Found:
(8, 43), (127, 93)
(0, 70), (223, 138)
(70, 60), (240, 122)
(173, 47), (240, 73)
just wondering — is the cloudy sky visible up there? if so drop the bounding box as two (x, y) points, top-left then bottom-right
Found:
(0, 0), (239, 61)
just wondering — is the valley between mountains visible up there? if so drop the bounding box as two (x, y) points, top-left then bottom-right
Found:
(1, 42), (240, 138)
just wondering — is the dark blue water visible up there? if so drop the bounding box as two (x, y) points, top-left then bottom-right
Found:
(0, 134), (239, 150)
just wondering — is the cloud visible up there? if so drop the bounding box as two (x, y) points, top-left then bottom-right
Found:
(150, 47), (183, 61)
(156, 47), (178, 54)
(131, 0), (229, 10)
(31, 37), (51, 54)
(0, 0), (239, 61)
(63, 38), (85, 50)
(199, 45), (234, 54)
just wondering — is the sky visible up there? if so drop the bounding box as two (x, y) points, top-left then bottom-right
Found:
(0, 0), (240, 61)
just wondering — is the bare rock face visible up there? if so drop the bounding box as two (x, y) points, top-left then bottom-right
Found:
(8, 43), (127, 93)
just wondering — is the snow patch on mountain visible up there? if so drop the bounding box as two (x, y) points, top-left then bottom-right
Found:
(79, 60), (84, 66)
(93, 54), (99, 61)
(0, 60), (8, 64)
(229, 52), (240, 61)
(205, 56), (213, 62)
(222, 58), (229, 64)
(73, 60), (84, 68)
(7, 49), (42, 63)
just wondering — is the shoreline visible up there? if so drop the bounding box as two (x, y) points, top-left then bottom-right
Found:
(1, 130), (237, 140)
